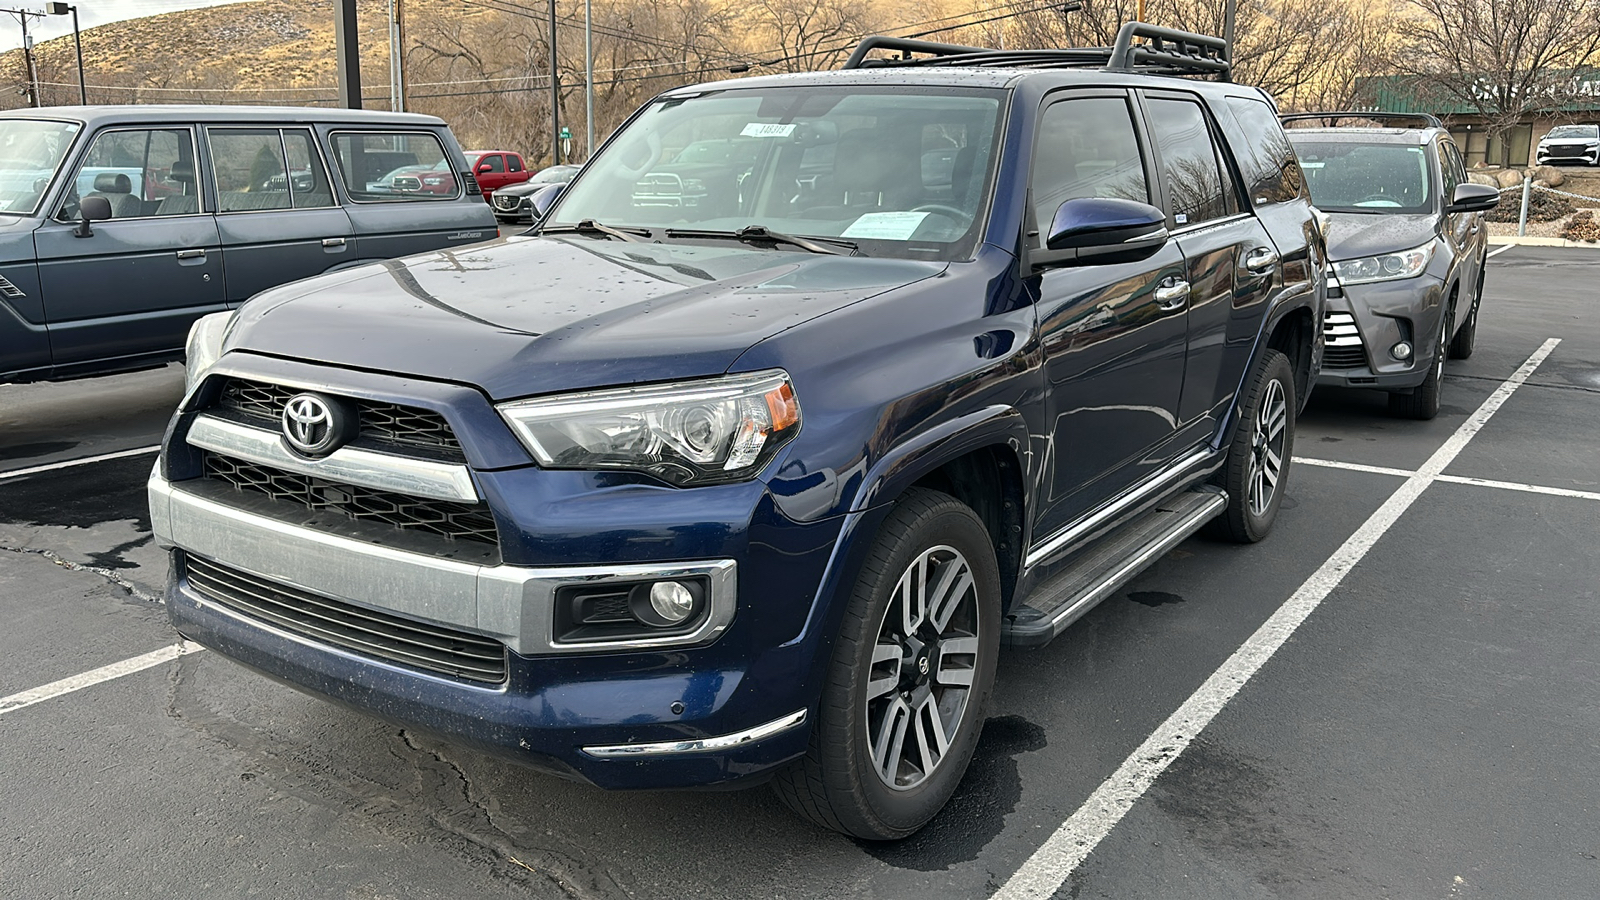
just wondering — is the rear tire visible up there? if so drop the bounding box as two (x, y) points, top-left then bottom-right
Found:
(1205, 349), (1295, 543)
(772, 488), (1001, 840)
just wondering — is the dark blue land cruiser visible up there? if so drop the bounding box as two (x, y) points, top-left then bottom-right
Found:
(151, 24), (1324, 839)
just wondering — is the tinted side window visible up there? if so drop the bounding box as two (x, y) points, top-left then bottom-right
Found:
(1437, 141), (1461, 201)
(1225, 97), (1302, 207)
(480, 154), (505, 173)
(1146, 97), (1234, 228)
(62, 128), (197, 220)
(507, 154), (524, 173)
(1445, 142), (1468, 195)
(1031, 96), (1149, 244)
(210, 129), (291, 213)
(332, 132), (457, 202)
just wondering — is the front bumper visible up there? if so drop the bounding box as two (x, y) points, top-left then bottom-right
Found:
(1536, 146), (1598, 165)
(1316, 275), (1446, 391)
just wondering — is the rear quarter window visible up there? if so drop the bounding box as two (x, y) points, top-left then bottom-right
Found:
(331, 131), (461, 202)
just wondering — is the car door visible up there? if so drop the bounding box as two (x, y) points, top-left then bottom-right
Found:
(505, 153), (529, 187)
(207, 126), (354, 307)
(33, 125), (225, 368)
(1030, 91), (1191, 536)
(475, 153), (506, 197)
(1139, 90), (1279, 431)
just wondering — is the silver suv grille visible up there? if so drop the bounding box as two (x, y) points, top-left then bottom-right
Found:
(184, 554), (508, 684)
(1323, 311), (1368, 370)
(216, 378), (465, 463)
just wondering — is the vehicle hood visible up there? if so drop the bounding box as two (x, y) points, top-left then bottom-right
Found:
(493, 181), (548, 198)
(1320, 212), (1439, 262)
(226, 235), (945, 401)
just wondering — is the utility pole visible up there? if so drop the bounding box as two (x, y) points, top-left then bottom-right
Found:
(388, 0), (406, 111)
(549, 0), (560, 166)
(3, 8), (44, 106)
(334, 0), (361, 109)
(584, 0), (593, 159)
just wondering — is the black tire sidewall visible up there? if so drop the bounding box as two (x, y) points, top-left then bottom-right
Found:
(824, 491), (1002, 838)
(1210, 349), (1296, 543)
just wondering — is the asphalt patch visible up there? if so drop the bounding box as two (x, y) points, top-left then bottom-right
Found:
(0, 455), (154, 569)
(0, 440), (80, 461)
(1128, 591), (1184, 608)
(858, 715), (1046, 871)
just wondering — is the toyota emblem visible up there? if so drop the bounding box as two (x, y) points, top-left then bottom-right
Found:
(281, 393), (352, 457)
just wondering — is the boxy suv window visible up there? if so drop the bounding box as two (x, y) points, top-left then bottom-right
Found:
(548, 86), (1004, 260)
(332, 132), (459, 201)
(1030, 97), (1149, 242)
(1146, 97), (1236, 227)
(58, 128), (198, 220)
(1225, 96), (1303, 207)
(0, 119), (78, 215)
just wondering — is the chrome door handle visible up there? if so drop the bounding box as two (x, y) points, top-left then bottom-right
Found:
(1154, 279), (1191, 310)
(1244, 247), (1278, 274)
(322, 237), (347, 248)
(175, 249), (206, 260)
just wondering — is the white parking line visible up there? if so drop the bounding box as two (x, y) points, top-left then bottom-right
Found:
(994, 338), (1561, 900)
(0, 445), (160, 481)
(1295, 457), (1600, 503)
(1293, 457), (1414, 478)
(1487, 243), (1516, 259)
(0, 642), (205, 717)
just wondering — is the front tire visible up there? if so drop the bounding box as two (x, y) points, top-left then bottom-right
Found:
(772, 489), (1001, 840)
(1205, 349), (1295, 543)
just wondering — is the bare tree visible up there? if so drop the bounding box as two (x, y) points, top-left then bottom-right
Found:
(1399, 0), (1600, 166)
(752, 0), (880, 72)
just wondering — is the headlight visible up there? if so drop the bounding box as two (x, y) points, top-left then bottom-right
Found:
(498, 370), (801, 486)
(1331, 242), (1435, 285)
(183, 311), (234, 395)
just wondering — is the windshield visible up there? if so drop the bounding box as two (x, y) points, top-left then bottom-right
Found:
(0, 119), (80, 216)
(1546, 125), (1598, 140)
(1291, 140), (1433, 213)
(547, 86), (1005, 260)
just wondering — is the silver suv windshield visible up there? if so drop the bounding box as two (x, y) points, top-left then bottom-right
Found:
(546, 86), (1005, 260)
(1291, 140), (1433, 214)
(1545, 124), (1599, 140)
(0, 119), (81, 216)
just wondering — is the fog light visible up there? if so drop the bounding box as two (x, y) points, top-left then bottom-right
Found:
(645, 581), (697, 625)
(1391, 341), (1413, 361)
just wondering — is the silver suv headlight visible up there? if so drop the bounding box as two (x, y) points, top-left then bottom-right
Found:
(497, 370), (801, 486)
(183, 311), (234, 395)
(1331, 241), (1436, 286)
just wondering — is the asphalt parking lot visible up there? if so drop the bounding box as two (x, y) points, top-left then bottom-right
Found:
(2, 244), (1596, 899)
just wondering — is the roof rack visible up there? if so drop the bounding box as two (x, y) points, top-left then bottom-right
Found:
(842, 21), (1229, 78)
(1280, 111), (1445, 129)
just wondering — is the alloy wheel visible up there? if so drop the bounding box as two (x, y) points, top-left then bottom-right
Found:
(864, 545), (981, 791)
(1248, 378), (1287, 517)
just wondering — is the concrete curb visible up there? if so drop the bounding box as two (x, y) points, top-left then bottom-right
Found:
(1487, 234), (1600, 249)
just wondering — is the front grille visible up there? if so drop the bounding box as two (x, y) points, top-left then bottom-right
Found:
(216, 378), (465, 462)
(492, 194), (521, 211)
(1322, 311), (1368, 370)
(184, 554), (508, 684)
(203, 452), (498, 547)
(392, 176), (422, 191)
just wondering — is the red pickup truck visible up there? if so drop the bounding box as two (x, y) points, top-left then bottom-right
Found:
(465, 150), (530, 200)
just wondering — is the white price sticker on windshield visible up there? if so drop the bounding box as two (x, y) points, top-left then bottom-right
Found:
(841, 211), (930, 240)
(740, 123), (796, 138)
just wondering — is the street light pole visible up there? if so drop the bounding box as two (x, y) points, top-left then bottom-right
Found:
(584, 0), (593, 159)
(44, 2), (84, 105)
(549, 0), (560, 166)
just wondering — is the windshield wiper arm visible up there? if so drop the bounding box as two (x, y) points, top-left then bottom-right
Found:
(664, 225), (857, 256)
(541, 219), (651, 243)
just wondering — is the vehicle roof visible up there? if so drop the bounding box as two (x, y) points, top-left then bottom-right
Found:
(663, 66), (1260, 98)
(466, 149), (523, 156)
(0, 104), (448, 128)
(1285, 127), (1442, 145)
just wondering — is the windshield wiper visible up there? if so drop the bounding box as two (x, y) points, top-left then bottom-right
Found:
(541, 219), (651, 243)
(664, 225), (857, 256)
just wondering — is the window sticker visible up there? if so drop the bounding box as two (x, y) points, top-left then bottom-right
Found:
(740, 123), (796, 138)
(841, 211), (930, 240)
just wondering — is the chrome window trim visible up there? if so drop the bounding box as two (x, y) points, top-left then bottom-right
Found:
(1023, 447), (1214, 570)
(150, 473), (739, 657)
(581, 710), (807, 758)
(185, 414), (479, 502)
(329, 129), (466, 203)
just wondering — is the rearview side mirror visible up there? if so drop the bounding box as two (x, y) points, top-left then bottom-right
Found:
(1447, 182), (1500, 214)
(74, 195), (112, 238)
(530, 183), (565, 222)
(1032, 197), (1169, 270)
(477, 163), (494, 174)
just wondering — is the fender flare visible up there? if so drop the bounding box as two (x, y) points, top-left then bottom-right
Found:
(848, 404), (1030, 513)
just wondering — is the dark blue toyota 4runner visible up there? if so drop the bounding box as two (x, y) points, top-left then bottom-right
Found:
(151, 24), (1324, 838)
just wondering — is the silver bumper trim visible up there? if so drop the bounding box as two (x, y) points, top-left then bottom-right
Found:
(580, 709), (807, 758)
(149, 473), (737, 656)
(186, 414), (480, 502)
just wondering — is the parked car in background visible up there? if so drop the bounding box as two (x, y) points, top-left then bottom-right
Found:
(1535, 124), (1599, 167)
(158, 24), (1322, 841)
(367, 158), (458, 196)
(0, 106), (496, 384)
(490, 163), (578, 224)
(465, 150), (529, 199)
(1284, 111), (1498, 419)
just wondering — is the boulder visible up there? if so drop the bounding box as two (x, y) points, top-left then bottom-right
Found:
(1529, 165), (1565, 188)
(1467, 172), (1499, 187)
(1494, 168), (1526, 188)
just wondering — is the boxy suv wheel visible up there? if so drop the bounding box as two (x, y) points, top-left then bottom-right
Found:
(773, 488), (1001, 839)
(1205, 349), (1296, 543)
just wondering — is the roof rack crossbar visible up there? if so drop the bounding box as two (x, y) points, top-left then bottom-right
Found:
(842, 20), (1230, 77)
(1280, 110), (1445, 128)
